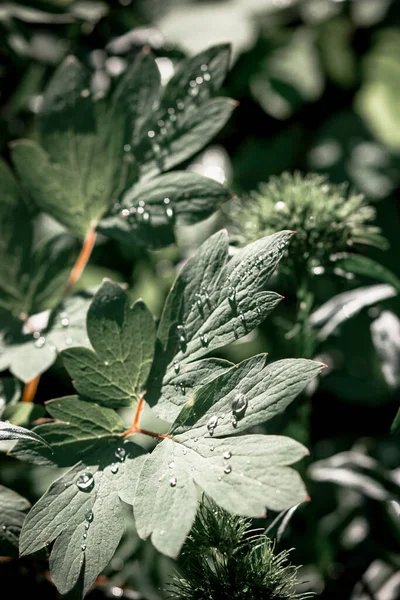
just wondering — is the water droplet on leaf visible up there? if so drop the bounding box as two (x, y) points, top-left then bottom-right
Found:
(115, 447), (126, 462)
(207, 415), (218, 436)
(170, 476), (177, 487)
(76, 472), (94, 492)
(223, 451), (232, 460)
(224, 464), (232, 474)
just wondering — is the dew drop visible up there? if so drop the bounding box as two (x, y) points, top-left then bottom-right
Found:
(170, 476), (177, 487)
(81, 89), (90, 98)
(115, 447), (126, 462)
(207, 415), (218, 436)
(76, 472), (94, 492)
(142, 210), (151, 222)
(168, 461), (175, 469)
(60, 313), (69, 327)
(231, 415), (238, 428)
(177, 100), (185, 111)
(81, 544), (87, 552)
(204, 72), (211, 82)
(232, 393), (248, 418)
(173, 359), (180, 374)
(148, 130), (155, 138)
(224, 464), (232, 474)
(65, 337), (73, 346)
(104, 361), (110, 366)
(210, 446), (215, 452)
(200, 333), (209, 347)
(200, 64), (208, 72)
(84, 522), (90, 530)
(34, 336), (46, 349)
(228, 287), (237, 314)
(111, 463), (119, 474)
(33, 331), (40, 339)
(165, 206), (174, 221)
(217, 476), (222, 481)
(176, 325), (187, 352)
(1, 525), (6, 532)
(121, 208), (130, 217)
(85, 510), (93, 522)
(223, 451), (232, 460)
(179, 383), (186, 395)
(124, 144), (131, 152)
(196, 76), (203, 85)
(160, 529), (165, 536)
(83, 533), (87, 539)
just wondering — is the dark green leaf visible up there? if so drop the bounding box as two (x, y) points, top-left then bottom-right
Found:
(10, 396), (126, 467)
(391, 409), (400, 435)
(0, 377), (21, 418)
(332, 253), (400, 294)
(62, 281), (156, 408)
(99, 171), (231, 248)
(0, 484), (30, 557)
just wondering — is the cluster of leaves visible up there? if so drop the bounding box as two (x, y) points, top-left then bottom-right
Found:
(2, 229), (323, 597)
(0, 43), (235, 385)
(171, 498), (313, 600)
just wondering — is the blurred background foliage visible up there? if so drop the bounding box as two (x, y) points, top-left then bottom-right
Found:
(0, 1), (399, 599)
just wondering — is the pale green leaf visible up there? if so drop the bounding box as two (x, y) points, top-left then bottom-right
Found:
(19, 441), (145, 597)
(0, 293), (91, 382)
(147, 230), (293, 421)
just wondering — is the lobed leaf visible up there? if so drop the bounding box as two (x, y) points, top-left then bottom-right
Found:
(62, 281), (156, 408)
(133, 434), (308, 558)
(147, 230), (294, 421)
(19, 441), (146, 597)
(0, 420), (50, 446)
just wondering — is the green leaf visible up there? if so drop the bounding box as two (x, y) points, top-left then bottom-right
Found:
(147, 230), (293, 421)
(10, 396), (126, 467)
(19, 441), (146, 597)
(0, 292), (91, 383)
(172, 355), (325, 437)
(62, 281), (156, 408)
(0, 158), (78, 318)
(391, 409), (400, 435)
(99, 171), (231, 248)
(12, 46), (235, 245)
(0, 158), (32, 316)
(133, 434), (308, 558)
(135, 44), (233, 179)
(0, 377), (21, 418)
(0, 484), (30, 557)
(11, 56), (127, 238)
(0, 420), (50, 446)
(332, 253), (400, 294)
(311, 284), (397, 341)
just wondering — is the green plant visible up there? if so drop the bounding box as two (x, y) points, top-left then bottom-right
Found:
(3, 229), (323, 597)
(171, 498), (312, 600)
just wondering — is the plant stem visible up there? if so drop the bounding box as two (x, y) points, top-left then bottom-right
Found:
(65, 224), (98, 294)
(22, 376), (40, 403)
(123, 398), (172, 439)
(22, 224), (98, 403)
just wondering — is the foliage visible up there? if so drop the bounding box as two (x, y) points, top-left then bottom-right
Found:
(1, 1), (400, 600)
(7, 231), (323, 597)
